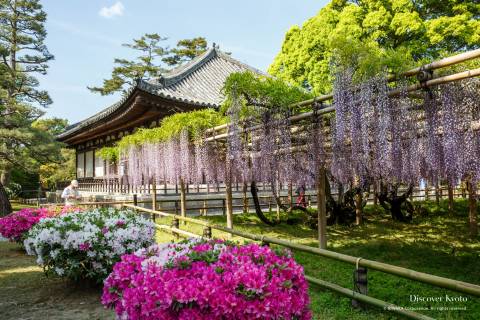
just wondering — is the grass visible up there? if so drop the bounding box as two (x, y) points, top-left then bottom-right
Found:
(0, 241), (114, 320)
(0, 199), (478, 319)
(155, 198), (480, 320)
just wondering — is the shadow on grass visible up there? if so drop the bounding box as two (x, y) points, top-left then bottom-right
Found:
(0, 242), (114, 320)
(183, 199), (480, 319)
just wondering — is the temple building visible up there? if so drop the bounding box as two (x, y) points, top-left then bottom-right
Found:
(58, 47), (264, 192)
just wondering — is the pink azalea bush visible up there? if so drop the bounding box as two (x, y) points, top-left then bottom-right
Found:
(102, 238), (311, 320)
(0, 206), (83, 243)
(0, 208), (55, 243)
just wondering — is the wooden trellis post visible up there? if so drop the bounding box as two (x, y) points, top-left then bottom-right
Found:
(179, 178), (187, 225)
(466, 179), (478, 238)
(317, 166), (327, 249)
(242, 182), (248, 213)
(448, 183), (454, 214)
(152, 179), (157, 208)
(225, 161), (234, 231)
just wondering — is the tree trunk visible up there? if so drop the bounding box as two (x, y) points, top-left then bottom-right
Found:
(0, 181), (12, 216)
(355, 191), (363, 225)
(251, 181), (277, 226)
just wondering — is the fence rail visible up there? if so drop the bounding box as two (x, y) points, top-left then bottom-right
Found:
(123, 203), (480, 320)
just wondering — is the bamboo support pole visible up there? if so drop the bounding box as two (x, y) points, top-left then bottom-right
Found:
(306, 276), (434, 320)
(155, 224), (200, 239)
(126, 204), (480, 297)
(205, 68), (480, 143)
(205, 51), (480, 137)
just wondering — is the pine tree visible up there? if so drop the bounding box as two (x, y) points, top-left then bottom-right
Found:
(89, 35), (208, 95)
(0, 0), (57, 215)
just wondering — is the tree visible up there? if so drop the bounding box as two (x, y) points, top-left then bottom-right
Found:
(88, 33), (169, 95)
(0, 0), (57, 215)
(269, 0), (480, 94)
(163, 37), (207, 66)
(39, 148), (75, 190)
(89, 35), (208, 95)
(32, 118), (74, 191)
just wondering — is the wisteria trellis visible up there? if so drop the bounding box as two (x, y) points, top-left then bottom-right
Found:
(113, 75), (480, 194)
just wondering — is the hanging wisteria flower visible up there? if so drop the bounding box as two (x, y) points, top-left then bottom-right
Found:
(102, 238), (311, 320)
(24, 208), (155, 283)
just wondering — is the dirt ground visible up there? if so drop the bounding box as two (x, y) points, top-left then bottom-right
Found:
(0, 242), (114, 320)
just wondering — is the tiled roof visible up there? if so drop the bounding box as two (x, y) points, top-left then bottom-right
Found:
(58, 48), (267, 140)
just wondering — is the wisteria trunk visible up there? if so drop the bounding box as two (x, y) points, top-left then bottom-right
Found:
(354, 192), (363, 225)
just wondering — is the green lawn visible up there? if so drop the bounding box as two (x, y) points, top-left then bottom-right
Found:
(155, 199), (480, 320)
(0, 199), (478, 319)
(0, 241), (114, 320)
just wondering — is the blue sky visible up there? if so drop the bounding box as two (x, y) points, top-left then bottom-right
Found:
(39, 0), (328, 123)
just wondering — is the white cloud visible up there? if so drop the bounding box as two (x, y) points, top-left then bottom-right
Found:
(99, 2), (125, 19)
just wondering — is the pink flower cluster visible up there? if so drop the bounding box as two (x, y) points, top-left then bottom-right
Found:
(0, 208), (52, 242)
(102, 240), (311, 320)
(0, 206), (83, 243)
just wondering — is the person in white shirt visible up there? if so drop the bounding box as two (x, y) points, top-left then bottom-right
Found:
(61, 180), (81, 205)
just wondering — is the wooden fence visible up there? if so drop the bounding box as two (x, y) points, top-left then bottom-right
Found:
(124, 203), (480, 320)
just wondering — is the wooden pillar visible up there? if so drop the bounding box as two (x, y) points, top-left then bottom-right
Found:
(448, 182), (454, 214)
(288, 182), (293, 207)
(179, 178), (186, 224)
(226, 179), (233, 230)
(435, 182), (440, 204)
(317, 166), (327, 249)
(151, 179), (157, 222)
(467, 180), (478, 238)
(242, 182), (248, 214)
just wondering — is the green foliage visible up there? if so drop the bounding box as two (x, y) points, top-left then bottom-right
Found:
(221, 71), (313, 117)
(89, 34), (209, 95)
(163, 37), (208, 66)
(0, 1), (62, 213)
(97, 146), (119, 162)
(88, 33), (169, 95)
(269, 0), (480, 94)
(116, 109), (227, 150)
(39, 148), (75, 190)
(32, 118), (69, 136)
